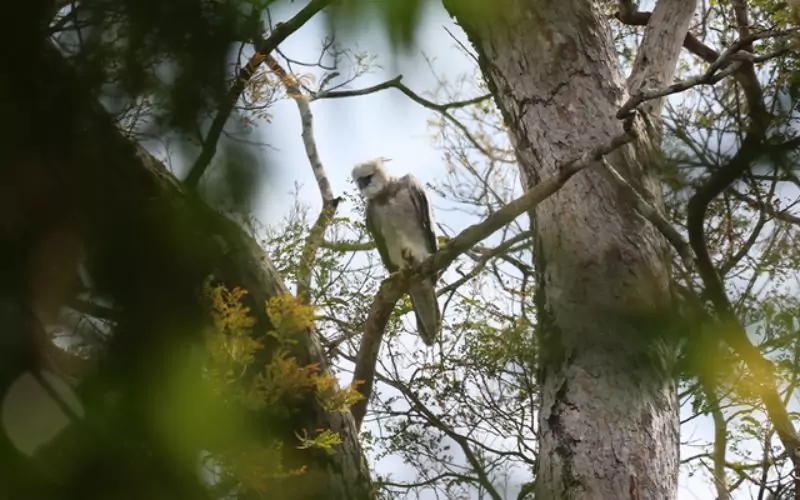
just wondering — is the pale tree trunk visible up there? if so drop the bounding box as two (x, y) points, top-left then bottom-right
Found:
(445, 0), (696, 497)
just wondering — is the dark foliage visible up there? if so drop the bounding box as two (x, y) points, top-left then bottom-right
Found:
(51, 0), (257, 133)
(0, 2), (351, 499)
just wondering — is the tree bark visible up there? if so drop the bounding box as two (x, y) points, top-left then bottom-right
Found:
(0, 40), (373, 500)
(444, 0), (695, 497)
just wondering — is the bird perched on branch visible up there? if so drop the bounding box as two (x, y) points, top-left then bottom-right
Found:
(352, 158), (441, 346)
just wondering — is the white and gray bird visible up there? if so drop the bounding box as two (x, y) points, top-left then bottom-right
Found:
(352, 158), (441, 346)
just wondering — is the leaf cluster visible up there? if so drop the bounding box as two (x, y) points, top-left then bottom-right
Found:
(200, 280), (364, 492)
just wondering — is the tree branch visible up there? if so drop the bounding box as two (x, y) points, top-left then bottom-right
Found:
(619, 29), (795, 119)
(687, 131), (800, 478)
(623, 0), (698, 121)
(729, 188), (800, 225)
(377, 373), (504, 500)
(312, 76), (490, 111)
(599, 158), (695, 268)
(350, 122), (638, 430)
(731, 0), (754, 53)
(312, 75), (497, 159)
(183, 0), (332, 187)
(616, 8), (718, 63)
(438, 230), (533, 296)
(616, 7), (781, 124)
(263, 54), (341, 302)
(320, 239), (375, 252)
(619, 61), (743, 118)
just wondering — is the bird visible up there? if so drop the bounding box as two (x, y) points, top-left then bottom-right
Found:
(351, 158), (441, 346)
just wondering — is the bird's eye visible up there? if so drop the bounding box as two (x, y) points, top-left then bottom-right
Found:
(357, 174), (373, 189)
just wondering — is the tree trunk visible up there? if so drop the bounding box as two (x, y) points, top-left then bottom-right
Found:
(445, 0), (696, 497)
(0, 40), (373, 500)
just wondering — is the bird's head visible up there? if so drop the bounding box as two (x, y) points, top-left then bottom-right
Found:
(351, 158), (391, 199)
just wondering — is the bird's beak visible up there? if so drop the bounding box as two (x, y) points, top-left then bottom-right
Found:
(357, 177), (371, 190)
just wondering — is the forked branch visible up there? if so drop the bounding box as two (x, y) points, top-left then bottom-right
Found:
(619, 29), (796, 119)
(183, 0), (333, 187)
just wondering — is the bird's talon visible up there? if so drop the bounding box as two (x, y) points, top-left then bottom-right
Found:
(401, 248), (418, 267)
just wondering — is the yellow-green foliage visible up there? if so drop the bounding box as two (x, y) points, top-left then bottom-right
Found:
(201, 278), (364, 490)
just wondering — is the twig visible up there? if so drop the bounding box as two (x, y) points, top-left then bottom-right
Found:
(615, 9), (778, 123)
(263, 54), (341, 302)
(618, 62), (743, 119)
(729, 189), (800, 225)
(437, 230), (533, 296)
(312, 75), (490, 111)
(618, 28), (796, 119)
(350, 124), (638, 429)
(312, 75), (497, 160)
(183, 0), (333, 187)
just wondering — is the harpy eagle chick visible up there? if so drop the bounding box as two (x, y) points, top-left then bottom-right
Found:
(351, 158), (441, 346)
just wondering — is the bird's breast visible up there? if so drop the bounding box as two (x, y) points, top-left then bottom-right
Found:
(375, 205), (429, 267)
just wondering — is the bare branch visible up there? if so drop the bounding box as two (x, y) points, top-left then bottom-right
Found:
(320, 239), (375, 252)
(379, 374), (504, 500)
(312, 75), (497, 159)
(624, 0), (698, 120)
(729, 189), (800, 225)
(619, 62), (743, 119)
(312, 75), (491, 111)
(616, 8), (778, 123)
(614, 8), (727, 65)
(619, 29), (797, 119)
(183, 0), (332, 187)
(263, 54), (341, 302)
(350, 122), (639, 430)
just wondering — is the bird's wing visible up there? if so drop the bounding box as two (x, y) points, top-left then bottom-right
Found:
(400, 174), (437, 254)
(366, 200), (399, 273)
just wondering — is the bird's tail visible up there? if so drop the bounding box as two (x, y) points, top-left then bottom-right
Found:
(409, 278), (440, 346)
